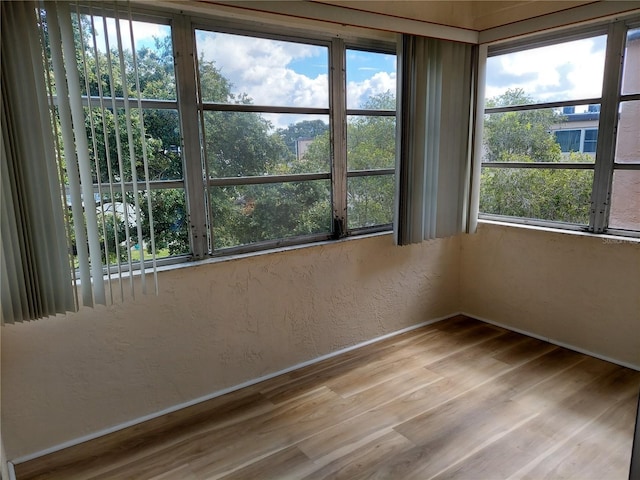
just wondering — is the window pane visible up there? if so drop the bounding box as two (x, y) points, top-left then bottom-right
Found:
(609, 170), (640, 231)
(142, 109), (183, 180)
(483, 109), (595, 163)
(79, 16), (176, 100)
(583, 129), (598, 153)
(486, 35), (606, 104)
(615, 101), (640, 164)
(195, 30), (329, 108)
(347, 115), (396, 170)
(91, 108), (182, 182)
(203, 112), (329, 177)
(348, 175), (394, 229)
(346, 49), (396, 110)
(479, 167), (593, 224)
(622, 28), (640, 95)
(148, 188), (190, 257)
(77, 188), (188, 267)
(273, 116), (330, 172)
(57, 13), (185, 263)
(554, 130), (581, 153)
(210, 181), (331, 250)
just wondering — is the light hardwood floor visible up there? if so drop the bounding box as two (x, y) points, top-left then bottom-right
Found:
(15, 316), (640, 479)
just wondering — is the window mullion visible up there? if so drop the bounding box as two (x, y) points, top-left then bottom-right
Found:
(330, 38), (347, 238)
(173, 16), (208, 259)
(590, 21), (627, 233)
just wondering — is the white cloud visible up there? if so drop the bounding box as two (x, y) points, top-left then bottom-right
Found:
(197, 33), (329, 109)
(194, 31), (396, 129)
(347, 71), (397, 109)
(91, 17), (168, 51)
(486, 36), (606, 103)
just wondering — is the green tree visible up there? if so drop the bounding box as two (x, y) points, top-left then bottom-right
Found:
(348, 91), (396, 228)
(195, 55), (329, 249)
(277, 120), (329, 157)
(59, 15), (395, 257)
(480, 88), (594, 224)
(298, 91), (397, 230)
(483, 88), (563, 163)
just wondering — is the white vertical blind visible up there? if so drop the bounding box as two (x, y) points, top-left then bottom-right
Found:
(1, 1), (75, 324)
(1, 1), (159, 323)
(45, 1), (160, 304)
(395, 35), (476, 245)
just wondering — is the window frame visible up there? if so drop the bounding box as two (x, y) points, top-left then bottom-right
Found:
(344, 45), (397, 234)
(174, 15), (397, 258)
(56, 5), (397, 267)
(478, 19), (640, 238)
(50, 6), (194, 270)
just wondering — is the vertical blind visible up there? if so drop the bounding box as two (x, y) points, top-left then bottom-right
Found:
(395, 35), (476, 244)
(1, 1), (159, 324)
(1, 1), (75, 323)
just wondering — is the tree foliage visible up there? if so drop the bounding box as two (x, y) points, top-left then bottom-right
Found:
(484, 89), (563, 163)
(346, 91), (396, 227)
(277, 120), (329, 158)
(480, 88), (594, 224)
(299, 91), (397, 230)
(58, 16), (397, 260)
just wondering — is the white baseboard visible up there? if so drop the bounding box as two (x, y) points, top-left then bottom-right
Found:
(16, 311), (633, 467)
(7, 462), (16, 480)
(462, 312), (640, 371)
(11, 312), (458, 466)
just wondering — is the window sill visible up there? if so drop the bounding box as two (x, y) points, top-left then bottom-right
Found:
(477, 218), (640, 244)
(155, 230), (395, 275)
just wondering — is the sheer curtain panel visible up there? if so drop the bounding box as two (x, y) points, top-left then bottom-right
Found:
(395, 35), (476, 245)
(1, 1), (75, 324)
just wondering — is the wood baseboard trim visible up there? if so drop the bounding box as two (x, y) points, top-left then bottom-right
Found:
(462, 312), (640, 371)
(10, 312), (460, 466)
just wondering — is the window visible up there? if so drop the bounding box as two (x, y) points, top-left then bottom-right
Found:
(45, 9), (190, 270)
(47, 6), (397, 265)
(554, 128), (599, 153)
(479, 22), (640, 235)
(610, 27), (640, 231)
(583, 129), (598, 153)
(193, 30), (332, 252)
(346, 49), (397, 230)
(555, 130), (582, 153)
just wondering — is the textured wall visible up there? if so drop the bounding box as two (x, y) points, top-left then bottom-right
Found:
(1, 234), (460, 460)
(5, 223), (638, 461)
(461, 222), (640, 368)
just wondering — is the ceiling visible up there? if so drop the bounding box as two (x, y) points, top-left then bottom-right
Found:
(311, 1), (605, 31)
(209, 1), (640, 37)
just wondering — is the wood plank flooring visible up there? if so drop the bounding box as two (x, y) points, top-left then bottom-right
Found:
(15, 316), (640, 480)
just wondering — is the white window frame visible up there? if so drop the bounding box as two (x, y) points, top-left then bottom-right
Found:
(479, 19), (640, 238)
(66, 7), (397, 263)
(344, 45), (397, 235)
(174, 15), (397, 259)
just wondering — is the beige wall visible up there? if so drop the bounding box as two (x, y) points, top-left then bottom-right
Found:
(461, 222), (640, 368)
(3, 223), (639, 462)
(1, 234), (461, 460)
